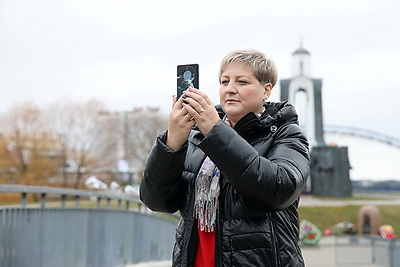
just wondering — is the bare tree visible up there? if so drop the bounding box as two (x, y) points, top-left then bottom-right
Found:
(85, 107), (168, 185)
(0, 102), (58, 185)
(124, 108), (168, 180)
(44, 99), (114, 188)
(0, 100), (168, 187)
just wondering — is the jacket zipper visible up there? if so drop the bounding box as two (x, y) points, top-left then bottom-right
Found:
(182, 180), (196, 267)
(214, 176), (224, 266)
(269, 212), (281, 266)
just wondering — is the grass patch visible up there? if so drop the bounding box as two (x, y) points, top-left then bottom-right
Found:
(299, 205), (400, 234)
(311, 195), (388, 201)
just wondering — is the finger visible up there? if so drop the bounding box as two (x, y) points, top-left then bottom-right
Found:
(186, 101), (207, 119)
(182, 102), (195, 113)
(185, 113), (194, 121)
(183, 89), (213, 109)
(176, 107), (190, 124)
(172, 95), (177, 109)
(173, 95), (187, 111)
(183, 105), (204, 125)
(182, 103), (197, 119)
(181, 97), (204, 115)
(187, 87), (214, 106)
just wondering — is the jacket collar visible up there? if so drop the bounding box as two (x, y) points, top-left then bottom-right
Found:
(216, 101), (299, 136)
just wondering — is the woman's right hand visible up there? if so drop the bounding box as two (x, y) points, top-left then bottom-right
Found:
(166, 95), (196, 151)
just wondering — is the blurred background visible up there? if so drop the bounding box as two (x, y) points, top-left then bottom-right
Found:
(1, 0), (399, 189)
(1, 1), (400, 266)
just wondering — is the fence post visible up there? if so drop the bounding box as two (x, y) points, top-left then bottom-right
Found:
(75, 195), (80, 208)
(61, 194), (66, 208)
(41, 193), (47, 208)
(389, 239), (394, 267)
(97, 197), (101, 208)
(21, 192), (27, 208)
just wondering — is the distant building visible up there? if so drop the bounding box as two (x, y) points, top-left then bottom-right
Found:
(280, 45), (325, 147)
(280, 44), (352, 197)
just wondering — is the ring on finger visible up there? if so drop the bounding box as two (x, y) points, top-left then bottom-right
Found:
(185, 113), (194, 121)
(198, 107), (205, 113)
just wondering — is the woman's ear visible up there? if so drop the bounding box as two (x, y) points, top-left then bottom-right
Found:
(263, 83), (272, 100)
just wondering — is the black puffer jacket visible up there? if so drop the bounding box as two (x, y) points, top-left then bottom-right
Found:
(140, 101), (309, 266)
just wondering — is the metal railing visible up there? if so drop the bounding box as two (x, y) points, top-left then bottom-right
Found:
(0, 185), (177, 267)
(335, 235), (400, 266)
(0, 184), (144, 210)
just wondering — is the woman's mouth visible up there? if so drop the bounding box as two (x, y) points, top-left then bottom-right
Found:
(226, 98), (240, 104)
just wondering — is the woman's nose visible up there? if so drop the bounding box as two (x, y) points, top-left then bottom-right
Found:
(225, 82), (237, 93)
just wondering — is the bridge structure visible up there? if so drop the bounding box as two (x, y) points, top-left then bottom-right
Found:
(325, 125), (400, 149)
(324, 125), (400, 181)
(0, 185), (177, 267)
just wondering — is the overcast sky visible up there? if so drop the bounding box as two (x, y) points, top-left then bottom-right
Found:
(1, 0), (399, 139)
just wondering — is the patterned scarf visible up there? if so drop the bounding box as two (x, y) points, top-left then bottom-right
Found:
(193, 107), (265, 232)
(194, 156), (220, 232)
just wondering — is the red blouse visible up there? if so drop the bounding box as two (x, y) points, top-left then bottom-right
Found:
(194, 228), (215, 267)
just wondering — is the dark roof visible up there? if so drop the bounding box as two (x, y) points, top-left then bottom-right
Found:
(292, 47), (310, 55)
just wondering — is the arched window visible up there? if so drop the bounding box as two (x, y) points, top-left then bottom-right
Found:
(294, 88), (308, 135)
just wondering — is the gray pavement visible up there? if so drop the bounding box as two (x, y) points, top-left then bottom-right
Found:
(125, 237), (380, 266)
(299, 193), (400, 207)
(301, 237), (380, 267)
(123, 238), (340, 267)
(125, 261), (171, 267)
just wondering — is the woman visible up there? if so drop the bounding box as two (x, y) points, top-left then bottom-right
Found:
(140, 49), (309, 266)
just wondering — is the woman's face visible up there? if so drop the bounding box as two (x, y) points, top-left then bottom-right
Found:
(219, 62), (271, 126)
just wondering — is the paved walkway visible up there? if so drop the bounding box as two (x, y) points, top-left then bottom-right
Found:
(301, 237), (380, 267)
(300, 193), (400, 207)
(125, 261), (171, 267)
(124, 242), (338, 266)
(126, 237), (381, 267)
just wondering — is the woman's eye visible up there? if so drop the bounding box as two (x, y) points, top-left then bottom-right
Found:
(238, 80), (248, 85)
(221, 80), (229, 85)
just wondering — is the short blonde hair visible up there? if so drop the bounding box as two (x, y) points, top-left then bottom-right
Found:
(219, 49), (278, 87)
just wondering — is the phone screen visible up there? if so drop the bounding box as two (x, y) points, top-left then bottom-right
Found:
(177, 64), (199, 99)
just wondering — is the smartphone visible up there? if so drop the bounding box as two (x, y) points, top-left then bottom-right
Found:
(177, 64), (199, 99)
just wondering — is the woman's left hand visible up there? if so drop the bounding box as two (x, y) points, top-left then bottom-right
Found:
(182, 87), (220, 135)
